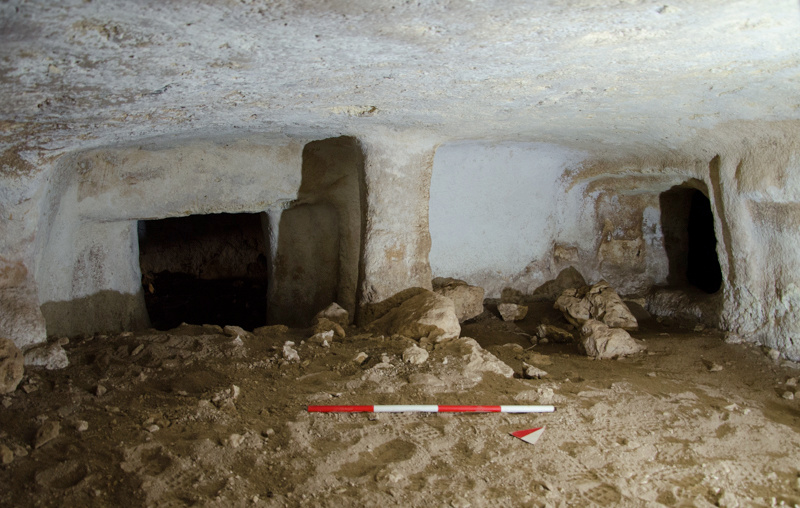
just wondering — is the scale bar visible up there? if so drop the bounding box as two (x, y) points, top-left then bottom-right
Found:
(308, 405), (555, 413)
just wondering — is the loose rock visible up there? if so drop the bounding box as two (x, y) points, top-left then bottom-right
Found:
(353, 352), (368, 364)
(555, 281), (638, 330)
(432, 277), (485, 323)
(402, 345), (429, 365)
(437, 337), (514, 379)
(579, 319), (646, 359)
(537, 324), (574, 343)
(523, 364), (548, 379)
(0, 444), (13, 465)
(314, 303), (349, 328)
(34, 420), (60, 449)
(497, 303), (528, 322)
(0, 337), (24, 394)
(531, 266), (587, 301)
(282, 342), (300, 362)
(313, 318), (345, 339)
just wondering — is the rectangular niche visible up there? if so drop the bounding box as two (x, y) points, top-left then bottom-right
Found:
(137, 212), (269, 330)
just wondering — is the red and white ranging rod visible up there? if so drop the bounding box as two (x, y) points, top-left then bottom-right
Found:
(308, 405), (555, 413)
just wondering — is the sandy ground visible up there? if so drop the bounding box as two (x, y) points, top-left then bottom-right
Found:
(3, 306), (800, 508)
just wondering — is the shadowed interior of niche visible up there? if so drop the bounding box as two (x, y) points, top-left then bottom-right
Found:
(659, 184), (723, 294)
(138, 212), (269, 330)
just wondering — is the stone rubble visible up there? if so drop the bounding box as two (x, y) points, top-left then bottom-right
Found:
(402, 344), (429, 365)
(536, 324), (574, 343)
(578, 319), (646, 360)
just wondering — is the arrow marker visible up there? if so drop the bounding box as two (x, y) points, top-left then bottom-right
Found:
(511, 427), (545, 445)
(308, 405), (555, 413)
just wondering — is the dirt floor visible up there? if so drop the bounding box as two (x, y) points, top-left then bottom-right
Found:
(3, 304), (800, 507)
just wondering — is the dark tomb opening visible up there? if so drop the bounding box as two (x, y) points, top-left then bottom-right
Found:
(138, 213), (269, 330)
(659, 184), (723, 294)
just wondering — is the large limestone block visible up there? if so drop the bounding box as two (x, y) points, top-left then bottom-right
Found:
(554, 281), (638, 330)
(432, 277), (485, 323)
(367, 288), (460, 343)
(579, 319), (645, 359)
(0, 337), (24, 394)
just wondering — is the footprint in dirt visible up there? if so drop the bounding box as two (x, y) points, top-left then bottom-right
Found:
(336, 439), (417, 478)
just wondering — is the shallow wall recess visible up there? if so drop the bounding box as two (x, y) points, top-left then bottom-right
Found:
(270, 137), (364, 326)
(659, 183), (723, 294)
(138, 213), (269, 330)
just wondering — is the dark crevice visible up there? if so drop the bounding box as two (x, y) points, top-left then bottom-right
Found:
(138, 213), (269, 330)
(660, 184), (722, 294)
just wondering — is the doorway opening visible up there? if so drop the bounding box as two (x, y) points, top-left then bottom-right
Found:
(659, 184), (722, 294)
(138, 213), (269, 330)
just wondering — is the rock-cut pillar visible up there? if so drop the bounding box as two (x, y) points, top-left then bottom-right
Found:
(357, 131), (438, 322)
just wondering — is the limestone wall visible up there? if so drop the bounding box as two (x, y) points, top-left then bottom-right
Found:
(33, 136), (305, 337)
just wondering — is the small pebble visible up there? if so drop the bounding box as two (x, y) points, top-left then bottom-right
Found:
(0, 444), (13, 465)
(787, 378), (798, 387)
(146, 424), (160, 433)
(131, 344), (145, 356)
(95, 385), (107, 397)
(34, 421), (60, 449)
(647, 372), (657, 378)
(76, 420), (89, 432)
(782, 391), (795, 400)
(353, 352), (368, 364)
(227, 433), (244, 448)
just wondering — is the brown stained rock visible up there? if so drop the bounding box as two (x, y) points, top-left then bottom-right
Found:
(579, 319), (646, 360)
(366, 289), (460, 343)
(34, 421), (60, 449)
(0, 337), (24, 394)
(432, 277), (485, 323)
